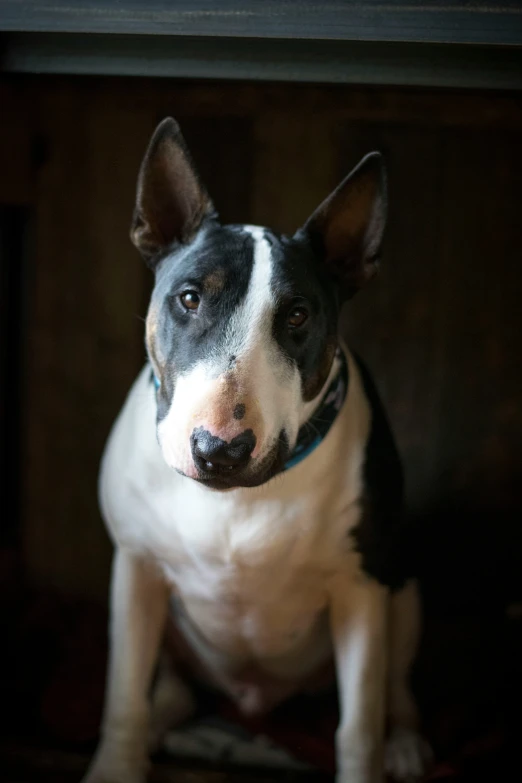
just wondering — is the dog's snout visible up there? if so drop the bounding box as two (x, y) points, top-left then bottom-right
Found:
(191, 427), (256, 475)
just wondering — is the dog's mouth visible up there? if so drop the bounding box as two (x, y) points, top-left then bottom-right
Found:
(188, 432), (290, 491)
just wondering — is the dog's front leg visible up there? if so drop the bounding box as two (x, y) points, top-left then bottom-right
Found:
(82, 548), (169, 783)
(330, 574), (388, 783)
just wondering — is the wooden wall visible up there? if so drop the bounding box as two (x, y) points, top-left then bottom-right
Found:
(1, 76), (521, 603)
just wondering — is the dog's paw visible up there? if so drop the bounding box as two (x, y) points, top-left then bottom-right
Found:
(385, 727), (432, 782)
(335, 767), (380, 783)
(81, 752), (147, 783)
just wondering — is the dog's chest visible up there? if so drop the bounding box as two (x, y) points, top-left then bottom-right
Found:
(151, 482), (360, 657)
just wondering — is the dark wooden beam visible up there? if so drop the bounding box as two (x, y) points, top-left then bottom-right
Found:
(1, 1), (522, 46)
(1, 33), (522, 90)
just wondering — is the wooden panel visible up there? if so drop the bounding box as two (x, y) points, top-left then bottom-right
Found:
(432, 128), (522, 513)
(339, 122), (522, 517)
(250, 111), (338, 232)
(22, 85), (155, 599)
(27, 78), (522, 128)
(177, 116), (254, 224)
(0, 81), (32, 205)
(338, 123), (444, 513)
(6, 76), (522, 128)
(0, 206), (29, 550)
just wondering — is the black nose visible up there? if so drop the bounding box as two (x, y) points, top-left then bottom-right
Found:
(191, 427), (256, 475)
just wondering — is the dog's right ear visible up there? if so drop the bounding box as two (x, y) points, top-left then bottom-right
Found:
(131, 118), (215, 264)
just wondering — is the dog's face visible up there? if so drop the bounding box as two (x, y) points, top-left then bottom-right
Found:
(131, 119), (386, 490)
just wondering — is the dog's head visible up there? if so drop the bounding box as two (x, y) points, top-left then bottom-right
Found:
(131, 118), (386, 490)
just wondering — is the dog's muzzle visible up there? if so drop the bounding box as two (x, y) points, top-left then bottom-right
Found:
(191, 426), (256, 476)
(189, 427), (289, 490)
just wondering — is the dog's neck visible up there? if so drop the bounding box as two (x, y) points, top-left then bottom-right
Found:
(284, 347), (348, 471)
(152, 347), (348, 475)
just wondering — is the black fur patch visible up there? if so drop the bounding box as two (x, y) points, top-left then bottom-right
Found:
(266, 230), (339, 400)
(351, 354), (412, 590)
(151, 221), (255, 421)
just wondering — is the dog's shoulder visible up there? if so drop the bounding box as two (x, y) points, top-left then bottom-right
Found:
(350, 352), (412, 590)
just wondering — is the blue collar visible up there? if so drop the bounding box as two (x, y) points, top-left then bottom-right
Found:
(282, 349), (349, 470)
(152, 349), (349, 472)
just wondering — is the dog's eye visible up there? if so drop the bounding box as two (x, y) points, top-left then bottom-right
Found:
(288, 307), (308, 329)
(180, 290), (200, 312)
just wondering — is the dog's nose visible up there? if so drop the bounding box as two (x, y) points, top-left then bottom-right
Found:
(191, 427), (256, 474)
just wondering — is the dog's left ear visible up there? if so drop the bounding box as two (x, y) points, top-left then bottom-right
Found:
(299, 152), (387, 299)
(131, 117), (215, 264)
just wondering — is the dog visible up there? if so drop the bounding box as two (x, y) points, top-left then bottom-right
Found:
(82, 118), (431, 783)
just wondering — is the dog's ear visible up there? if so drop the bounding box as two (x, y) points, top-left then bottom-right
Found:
(131, 117), (215, 263)
(299, 152), (387, 299)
